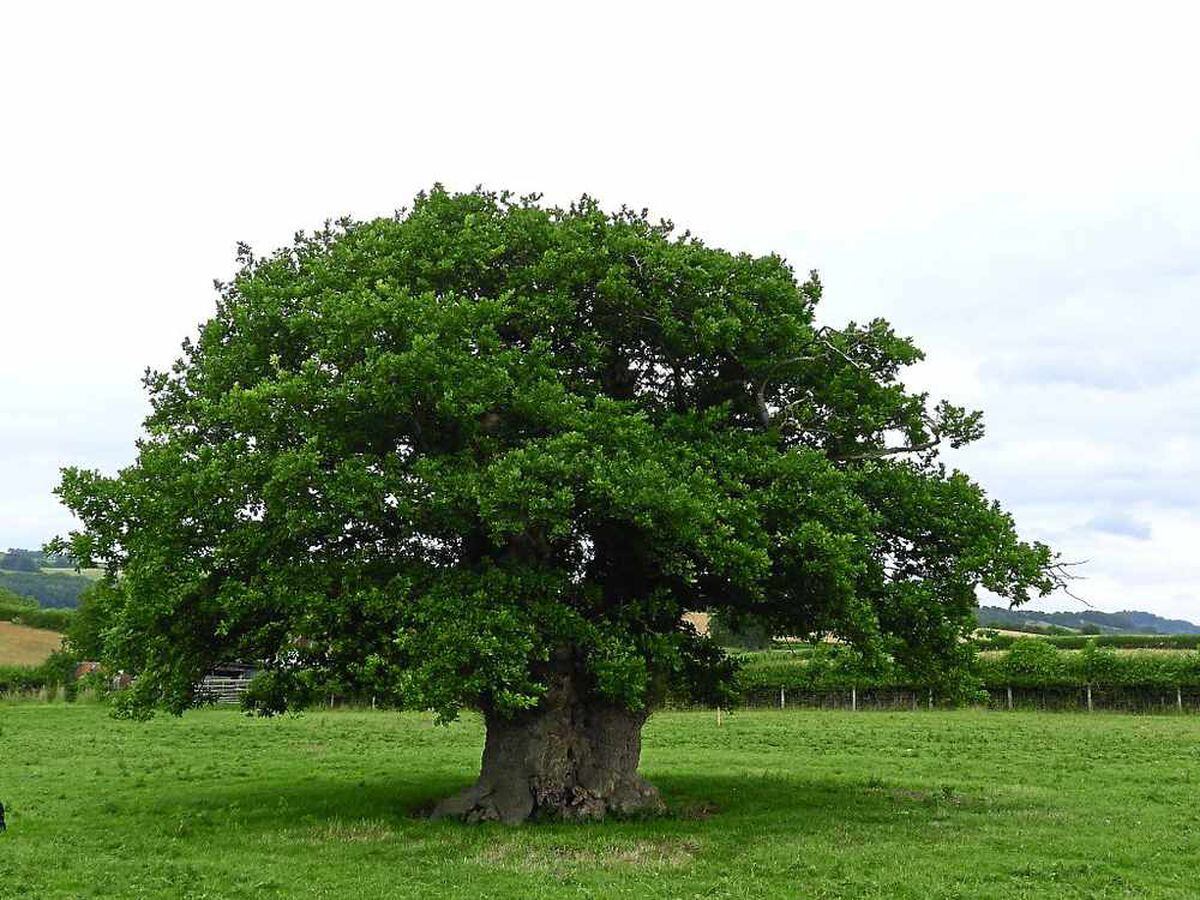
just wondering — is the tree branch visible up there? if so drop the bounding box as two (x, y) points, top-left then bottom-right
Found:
(1045, 559), (1093, 607)
(830, 434), (942, 462)
(752, 327), (872, 429)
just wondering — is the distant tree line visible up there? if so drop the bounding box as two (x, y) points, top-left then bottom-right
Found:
(0, 587), (74, 631)
(0, 548), (76, 571)
(0, 570), (93, 609)
(976, 605), (1200, 636)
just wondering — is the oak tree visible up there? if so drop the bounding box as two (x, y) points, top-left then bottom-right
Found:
(55, 187), (1058, 822)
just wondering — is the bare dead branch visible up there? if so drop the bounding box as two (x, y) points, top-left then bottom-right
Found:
(1045, 559), (1095, 607)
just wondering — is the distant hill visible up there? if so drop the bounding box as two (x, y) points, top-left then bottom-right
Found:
(977, 605), (1200, 635)
(0, 569), (95, 608)
(0, 548), (76, 571)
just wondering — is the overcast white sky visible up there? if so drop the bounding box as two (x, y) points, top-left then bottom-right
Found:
(2, 2), (1197, 620)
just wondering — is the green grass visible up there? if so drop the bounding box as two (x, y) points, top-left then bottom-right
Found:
(2, 706), (1198, 898)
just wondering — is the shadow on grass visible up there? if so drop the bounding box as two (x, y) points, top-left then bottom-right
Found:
(146, 768), (1014, 840)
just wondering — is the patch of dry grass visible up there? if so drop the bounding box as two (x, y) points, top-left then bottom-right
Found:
(287, 818), (397, 844)
(477, 837), (700, 872)
(312, 818), (395, 843)
(0, 619), (63, 666)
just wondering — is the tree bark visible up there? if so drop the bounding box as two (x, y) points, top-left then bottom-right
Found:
(431, 668), (663, 824)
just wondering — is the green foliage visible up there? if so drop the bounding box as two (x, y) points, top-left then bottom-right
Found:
(0, 585), (36, 613)
(977, 632), (1200, 651)
(708, 611), (773, 650)
(975, 641), (1200, 689)
(53, 187), (1056, 719)
(992, 638), (1067, 685)
(64, 581), (121, 658)
(737, 640), (1200, 693)
(736, 644), (973, 696)
(0, 648), (78, 694)
(0, 587), (74, 632)
(0, 570), (94, 608)
(1, 548), (40, 571)
(0, 664), (52, 692)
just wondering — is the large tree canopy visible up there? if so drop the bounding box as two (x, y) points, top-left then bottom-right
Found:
(55, 187), (1058, 821)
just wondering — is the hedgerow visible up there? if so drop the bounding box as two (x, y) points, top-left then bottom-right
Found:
(975, 640), (1200, 688)
(976, 632), (1200, 651)
(0, 588), (74, 632)
(735, 640), (1200, 693)
(8, 640), (1200, 703)
(0, 649), (81, 694)
(0, 663), (54, 692)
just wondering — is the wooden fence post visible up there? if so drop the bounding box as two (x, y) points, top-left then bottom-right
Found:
(1086, 683), (1093, 713)
(1006, 686), (1013, 710)
(851, 686), (857, 712)
(1178, 687), (1184, 713)
(779, 686), (785, 710)
(927, 689), (933, 710)
(716, 706), (723, 727)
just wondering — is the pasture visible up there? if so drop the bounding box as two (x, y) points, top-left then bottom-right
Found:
(1, 706), (1197, 898)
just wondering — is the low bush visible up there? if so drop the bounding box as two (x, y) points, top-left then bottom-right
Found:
(736, 645), (924, 691)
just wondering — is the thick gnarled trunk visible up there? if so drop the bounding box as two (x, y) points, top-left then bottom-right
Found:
(432, 670), (663, 824)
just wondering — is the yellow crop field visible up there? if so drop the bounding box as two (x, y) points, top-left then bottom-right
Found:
(0, 619), (63, 666)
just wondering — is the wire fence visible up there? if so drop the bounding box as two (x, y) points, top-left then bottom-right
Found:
(9, 681), (1200, 715)
(664, 685), (1200, 714)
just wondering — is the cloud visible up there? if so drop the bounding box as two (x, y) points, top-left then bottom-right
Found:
(2, 3), (1199, 621)
(1085, 514), (1152, 541)
(978, 355), (1198, 391)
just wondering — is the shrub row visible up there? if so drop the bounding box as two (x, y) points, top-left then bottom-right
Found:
(0, 664), (55, 692)
(976, 633), (1200, 651)
(975, 641), (1200, 688)
(9, 641), (1200, 703)
(0, 649), (81, 695)
(735, 641), (1200, 692)
(737, 648), (918, 691)
(0, 589), (74, 632)
(0, 604), (74, 632)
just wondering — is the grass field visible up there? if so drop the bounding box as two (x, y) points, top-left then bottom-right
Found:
(1, 706), (1198, 898)
(0, 621), (63, 666)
